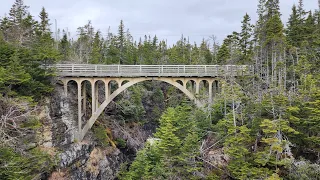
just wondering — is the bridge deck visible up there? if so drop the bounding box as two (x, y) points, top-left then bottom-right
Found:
(48, 64), (252, 77)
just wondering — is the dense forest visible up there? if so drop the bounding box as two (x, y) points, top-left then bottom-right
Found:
(0, 0), (320, 179)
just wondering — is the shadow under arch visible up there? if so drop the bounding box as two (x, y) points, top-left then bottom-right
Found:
(79, 77), (201, 141)
(66, 79), (78, 96)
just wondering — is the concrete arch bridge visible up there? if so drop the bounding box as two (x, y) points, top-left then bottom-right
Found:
(50, 64), (252, 141)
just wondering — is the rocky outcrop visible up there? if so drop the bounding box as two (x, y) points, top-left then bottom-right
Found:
(44, 83), (137, 180)
(49, 83), (77, 147)
(39, 80), (168, 180)
(70, 147), (126, 180)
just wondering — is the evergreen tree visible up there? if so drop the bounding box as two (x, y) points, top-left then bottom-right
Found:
(89, 31), (103, 64)
(286, 5), (303, 47)
(59, 31), (70, 60)
(216, 42), (230, 64)
(5, 0), (37, 46)
(239, 13), (254, 64)
(118, 20), (125, 64)
(266, 0), (280, 18)
(297, 0), (306, 20)
(199, 39), (213, 64)
(304, 11), (316, 45)
(37, 7), (50, 36)
(75, 21), (94, 63)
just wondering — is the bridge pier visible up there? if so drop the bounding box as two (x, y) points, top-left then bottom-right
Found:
(82, 82), (87, 115)
(95, 82), (99, 110)
(77, 82), (82, 140)
(209, 81), (213, 104)
(91, 80), (96, 114)
(196, 80), (200, 94)
(105, 80), (109, 101)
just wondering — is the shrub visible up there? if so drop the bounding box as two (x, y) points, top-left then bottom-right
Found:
(93, 125), (109, 147)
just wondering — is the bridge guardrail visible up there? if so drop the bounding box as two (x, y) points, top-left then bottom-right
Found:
(46, 64), (253, 77)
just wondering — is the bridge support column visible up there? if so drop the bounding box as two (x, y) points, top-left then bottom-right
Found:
(195, 80), (200, 106)
(92, 81), (96, 115)
(105, 80), (109, 100)
(216, 81), (219, 94)
(63, 80), (68, 97)
(77, 81), (82, 141)
(183, 79), (187, 88)
(209, 81), (213, 104)
(95, 82), (99, 110)
(108, 81), (112, 96)
(212, 80), (216, 97)
(196, 80), (200, 94)
(82, 82), (87, 115)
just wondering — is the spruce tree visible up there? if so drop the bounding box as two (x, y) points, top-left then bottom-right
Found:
(239, 13), (254, 64)
(216, 42), (230, 64)
(89, 31), (103, 64)
(286, 5), (303, 47)
(304, 11), (316, 45)
(118, 20), (125, 64)
(38, 7), (50, 36)
(5, 0), (37, 46)
(59, 31), (70, 60)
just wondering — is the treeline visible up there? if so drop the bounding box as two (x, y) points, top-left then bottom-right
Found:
(119, 0), (320, 179)
(57, 16), (254, 65)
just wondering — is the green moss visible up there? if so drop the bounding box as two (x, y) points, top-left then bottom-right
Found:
(21, 116), (42, 129)
(115, 138), (127, 148)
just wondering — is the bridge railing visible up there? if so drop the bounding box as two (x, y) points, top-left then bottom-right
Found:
(47, 64), (253, 77)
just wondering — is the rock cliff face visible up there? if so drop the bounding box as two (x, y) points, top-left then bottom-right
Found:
(41, 82), (160, 180)
(41, 84), (131, 180)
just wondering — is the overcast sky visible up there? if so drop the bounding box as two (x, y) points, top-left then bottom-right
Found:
(1, 0), (319, 45)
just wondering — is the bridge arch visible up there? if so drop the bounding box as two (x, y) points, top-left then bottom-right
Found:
(54, 63), (252, 142)
(79, 77), (200, 141)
